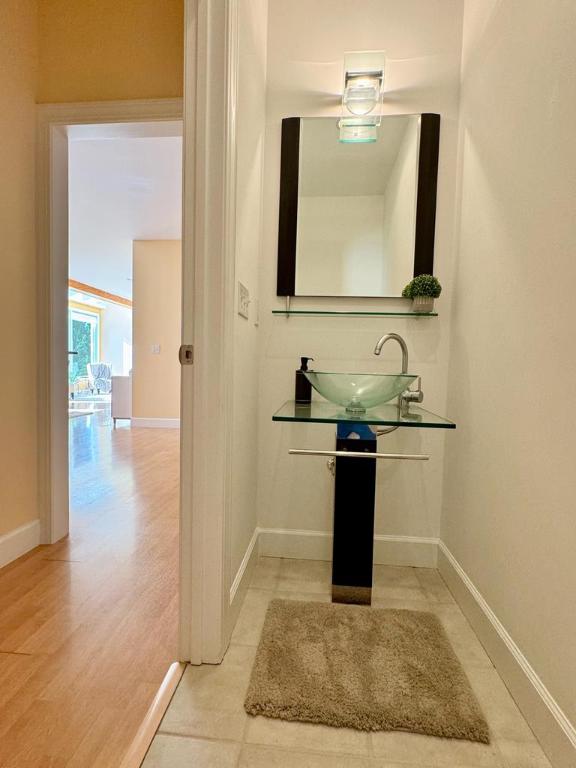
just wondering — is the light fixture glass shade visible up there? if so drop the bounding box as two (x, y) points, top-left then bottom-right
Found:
(343, 73), (382, 116)
(340, 52), (386, 143)
(338, 118), (378, 143)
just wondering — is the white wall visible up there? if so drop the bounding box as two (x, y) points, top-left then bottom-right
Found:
(229, 0), (268, 582)
(442, 0), (576, 762)
(296, 195), (386, 296)
(68, 135), (182, 299)
(256, 0), (464, 563)
(100, 300), (132, 375)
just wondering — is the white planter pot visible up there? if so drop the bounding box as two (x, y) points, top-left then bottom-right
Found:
(411, 296), (435, 313)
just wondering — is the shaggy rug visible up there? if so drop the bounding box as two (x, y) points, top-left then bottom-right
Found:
(244, 599), (489, 743)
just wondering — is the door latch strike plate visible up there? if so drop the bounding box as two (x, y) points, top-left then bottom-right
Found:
(179, 345), (194, 365)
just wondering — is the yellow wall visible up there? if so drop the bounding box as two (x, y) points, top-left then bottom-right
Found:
(0, 0), (39, 536)
(1, 2), (182, 542)
(132, 241), (181, 421)
(37, 0), (184, 103)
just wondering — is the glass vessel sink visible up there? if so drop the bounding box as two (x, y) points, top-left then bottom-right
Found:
(304, 371), (417, 414)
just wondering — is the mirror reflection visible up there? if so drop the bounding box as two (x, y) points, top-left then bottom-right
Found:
(296, 116), (419, 297)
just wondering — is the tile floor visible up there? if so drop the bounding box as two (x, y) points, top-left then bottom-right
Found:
(142, 558), (553, 768)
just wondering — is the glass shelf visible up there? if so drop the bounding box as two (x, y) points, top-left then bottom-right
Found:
(273, 400), (455, 429)
(272, 310), (437, 317)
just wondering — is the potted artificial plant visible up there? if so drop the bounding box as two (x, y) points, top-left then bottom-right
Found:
(402, 274), (442, 313)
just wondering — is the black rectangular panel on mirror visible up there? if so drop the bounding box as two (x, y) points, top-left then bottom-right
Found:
(276, 114), (440, 298)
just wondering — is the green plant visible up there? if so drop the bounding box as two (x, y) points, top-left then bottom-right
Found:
(402, 274), (442, 299)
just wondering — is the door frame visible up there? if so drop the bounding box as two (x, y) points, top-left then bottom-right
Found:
(35, 98), (200, 653)
(36, 96), (184, 545)
(182, 0), (240, 663)
(37, 0), (239, 664)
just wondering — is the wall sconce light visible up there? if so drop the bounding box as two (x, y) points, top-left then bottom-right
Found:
(343, 71), (384, 116)
(339, 51), (385, 143)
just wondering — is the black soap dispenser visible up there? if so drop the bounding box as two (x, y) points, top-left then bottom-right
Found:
(295, 357), (314, 404)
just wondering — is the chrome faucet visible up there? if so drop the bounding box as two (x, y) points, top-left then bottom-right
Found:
(373, 333), (423, 429)
(373, 333), (409, 373)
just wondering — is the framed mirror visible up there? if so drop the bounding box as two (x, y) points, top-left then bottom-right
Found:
(277, 114), (440, 298)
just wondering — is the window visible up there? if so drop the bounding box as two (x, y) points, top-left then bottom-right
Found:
(68, 305), (101, 384)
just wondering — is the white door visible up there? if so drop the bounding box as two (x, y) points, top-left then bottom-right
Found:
(178, 0), (238, 664)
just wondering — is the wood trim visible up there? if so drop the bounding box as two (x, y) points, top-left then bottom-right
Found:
(37, 97), (183, 126)
(69, 279), (132, 308)
(413, 113), (441, 277)
(276, 117), (300, 296)
(118, 662), (186, 768)
(68, 300), (103, 315)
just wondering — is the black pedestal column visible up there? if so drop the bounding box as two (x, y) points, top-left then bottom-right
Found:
(331, 431), (377, 605)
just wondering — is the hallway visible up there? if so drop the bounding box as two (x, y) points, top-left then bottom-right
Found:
(0, 410), (179, 767)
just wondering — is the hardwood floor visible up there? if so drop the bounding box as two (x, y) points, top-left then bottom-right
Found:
(0, 408), (179, 768)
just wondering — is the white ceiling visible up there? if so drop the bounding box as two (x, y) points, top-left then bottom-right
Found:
(69, 126), (183, 299)
(299, 116), (414, 197)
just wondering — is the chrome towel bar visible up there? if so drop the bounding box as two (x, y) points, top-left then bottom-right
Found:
(289, 449), (429, 461)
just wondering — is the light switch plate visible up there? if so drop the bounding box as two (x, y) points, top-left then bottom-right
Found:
(238, 282), (250, 319)
(151, 344), (161, 354)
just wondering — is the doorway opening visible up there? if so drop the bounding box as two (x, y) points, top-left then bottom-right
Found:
(64, 117), (183, 618)
(45, 117), (184, 754)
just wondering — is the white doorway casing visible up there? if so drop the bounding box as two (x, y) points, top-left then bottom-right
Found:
(182, 0), (240, 664)
(35, 99), (200, 656)
(37, 98), (184, 547)
(37, 0), (241, 665)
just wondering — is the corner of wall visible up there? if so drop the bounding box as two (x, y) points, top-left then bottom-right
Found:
(438, 543), (576, 768)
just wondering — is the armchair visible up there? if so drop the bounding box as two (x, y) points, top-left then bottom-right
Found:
(87, 362), (112, 395)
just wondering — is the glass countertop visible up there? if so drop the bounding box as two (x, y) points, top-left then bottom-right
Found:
(273, 400), (456, 429)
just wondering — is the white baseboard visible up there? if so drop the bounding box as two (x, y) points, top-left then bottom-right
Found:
(258, 527), (438, 567)
(227, 527), (260, 641)
(131, 418), (180, 429)
(230, 527), (260, 604)
(374, 534), (438, 567)
(438, 542), (576, 768)
(0, 520), (41, 570)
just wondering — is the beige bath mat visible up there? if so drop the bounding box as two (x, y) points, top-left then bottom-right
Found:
(244, 599), (489, 743)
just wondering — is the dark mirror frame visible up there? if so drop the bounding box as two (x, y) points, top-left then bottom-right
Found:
(276, 113), (441, 298)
